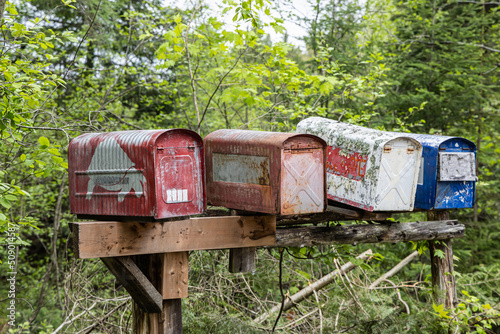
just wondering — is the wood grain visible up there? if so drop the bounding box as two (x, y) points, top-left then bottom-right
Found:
(161, 252), (189, 299)
(73, 215), (276, 259)
(229, 210), (256, 273)
(272, 220), (464, 248)
(428, 211), (458, 308)
(100, 257), (162, 313)
(132, 254), (184, 333)
(229, 247), (256, 273)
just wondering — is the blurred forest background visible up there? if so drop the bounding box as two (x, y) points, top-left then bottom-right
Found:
(0, 0), (499, 332)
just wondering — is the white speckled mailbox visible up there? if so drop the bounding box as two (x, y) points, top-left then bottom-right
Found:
(297, 117), (423, 212)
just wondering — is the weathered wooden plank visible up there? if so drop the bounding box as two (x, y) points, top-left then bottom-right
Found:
(428, 211), (458, 308)
(229, 247), (256, 273)
(229, 210), (256, 273)
(100, 257), (162, 313)
(161, 252), (189, 299)
(74, 215), (276, 259)
(272, 220), (464, 248)
(133, 254), (183, 334)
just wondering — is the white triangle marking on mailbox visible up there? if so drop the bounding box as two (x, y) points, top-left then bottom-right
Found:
(85, 137), (146, 202)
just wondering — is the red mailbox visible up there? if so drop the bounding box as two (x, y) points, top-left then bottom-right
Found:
(69, 129), (205, 220)
(205, 129), (327, 215)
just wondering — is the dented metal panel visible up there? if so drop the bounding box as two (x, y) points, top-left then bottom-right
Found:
(297, 117), (422, 211)
(69, 129), (205, 219)
(205, 129), (327, 215)
(402, 133), (476, 210)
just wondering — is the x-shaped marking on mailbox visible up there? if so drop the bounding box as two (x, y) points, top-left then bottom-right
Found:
(376, 158), (415, 205)
(283, 160), (322, 207)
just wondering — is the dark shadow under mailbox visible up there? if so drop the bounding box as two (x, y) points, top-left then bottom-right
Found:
(205, 129), (327, 215)
(68, 129), (205, 220)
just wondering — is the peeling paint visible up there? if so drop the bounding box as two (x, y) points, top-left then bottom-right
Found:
(297, 117), (422, 211)
(69, 129), (206, 219)
(398, 133), (477, 210)
(205, 129), (327, 215)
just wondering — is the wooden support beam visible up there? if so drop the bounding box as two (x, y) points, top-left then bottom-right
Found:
(73, 215), (276, 259)
(133, 254), (183, 333)
(229, 247), (256, 273)
(101, 256), (163, 313)
(428, 211), (458, 308)
(272, 220), (464, 248)
(161, 252), (189, 299)
(229, 210), (256, 273)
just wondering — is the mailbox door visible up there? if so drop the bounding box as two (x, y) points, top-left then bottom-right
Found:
(374, 138), (420, 211)
(154, 130), (205, 218)
(435, 138), (476, 209)
(280, 138), (325, 215)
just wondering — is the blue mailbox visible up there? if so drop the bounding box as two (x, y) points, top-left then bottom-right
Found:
(406, 134), (477, 210)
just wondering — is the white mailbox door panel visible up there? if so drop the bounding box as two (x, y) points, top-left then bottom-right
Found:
(281, 149), (325, 215)
(374, 138), (420, 211)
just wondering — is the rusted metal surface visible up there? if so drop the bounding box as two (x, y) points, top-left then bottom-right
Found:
(69, 129), (205, 219)
(403, 133), (476, 210)
(205, 129), (327, 215)
(297, 117), (422, 212)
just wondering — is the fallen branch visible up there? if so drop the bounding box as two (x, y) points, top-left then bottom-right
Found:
(254, 249), (373, 324)
(76, 299), (130, 334)
(369, 251), (420, 289)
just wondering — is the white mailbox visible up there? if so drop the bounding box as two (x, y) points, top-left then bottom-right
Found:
(297, 117), (423, 211)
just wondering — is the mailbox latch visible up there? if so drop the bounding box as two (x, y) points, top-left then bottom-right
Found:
(287, 144), (313, 153)
(383, 146), (392, 153)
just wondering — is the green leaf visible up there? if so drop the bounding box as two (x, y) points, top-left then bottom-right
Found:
(174, 14), (182, 24)
(0, 198), (11, 209)
(433, 303), (451, 319)
(434, 249), (445, 259)
(38, 136), (50, 148)
(296, 270), (311, 280)
(5, 195), (17, 201)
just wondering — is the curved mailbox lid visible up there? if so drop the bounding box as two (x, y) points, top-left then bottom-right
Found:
(204, 129), (327, 215)
(69, 129), (205, 219)
(403, 133), (476, 209)
(297, 117), (423, 211)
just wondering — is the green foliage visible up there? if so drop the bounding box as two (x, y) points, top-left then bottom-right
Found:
(0, 0), (499, 332)
(434, 290), (500, 333)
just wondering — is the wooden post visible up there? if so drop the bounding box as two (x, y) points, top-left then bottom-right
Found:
(428, 210), (458, 308)
(229, 210), (256, 273)
(133, 253), (188, 334)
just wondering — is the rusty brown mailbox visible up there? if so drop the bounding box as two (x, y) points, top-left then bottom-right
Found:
(68, 129), (206, 220)
(205, 129), (327, 215)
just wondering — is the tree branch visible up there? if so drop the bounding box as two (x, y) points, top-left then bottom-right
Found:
(197, 47), (249, 132)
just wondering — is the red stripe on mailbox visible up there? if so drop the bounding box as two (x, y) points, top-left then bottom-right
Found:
(327, 147), (368, 181)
